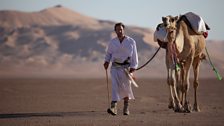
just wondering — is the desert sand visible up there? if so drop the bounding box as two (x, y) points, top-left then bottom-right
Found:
(0, 78), (223, 126)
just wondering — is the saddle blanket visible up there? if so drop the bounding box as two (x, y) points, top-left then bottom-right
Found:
(184, 12), (207, 34)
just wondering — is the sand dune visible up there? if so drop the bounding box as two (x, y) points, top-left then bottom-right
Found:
(0, 5), (99, 28)
(0, 5), (223, 78)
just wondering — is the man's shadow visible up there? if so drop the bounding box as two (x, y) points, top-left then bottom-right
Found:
(0, 111), (102, 119)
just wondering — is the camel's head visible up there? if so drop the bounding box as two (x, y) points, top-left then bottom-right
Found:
(166, 26), (176, 43)
(162, 15), (179, 29)
(162, 15), (179, 43)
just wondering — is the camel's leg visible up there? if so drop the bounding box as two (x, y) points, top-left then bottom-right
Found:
(172, 70), (183, 112)
(182, 58), (193, 113)
(166, 52), (176, 109)
(167, 67), (183, 112)
(192, 55), (201, 112)
(175, 69), (182, 104)
(172, 86), (183, 112)
(166, 51), (182, 111)
(168, 84), (175, 109)
(179, 63), (185, 106)
(167, 69), (175, 109)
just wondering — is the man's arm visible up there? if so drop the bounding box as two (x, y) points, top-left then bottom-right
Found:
(130, 40), (138, 73)
(104, 41), (112, 70)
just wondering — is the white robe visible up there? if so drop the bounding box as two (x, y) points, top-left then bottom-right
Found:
(105, 36), (138, 101)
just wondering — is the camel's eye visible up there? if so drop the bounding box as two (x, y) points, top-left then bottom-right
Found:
(170, 18), (174, 22)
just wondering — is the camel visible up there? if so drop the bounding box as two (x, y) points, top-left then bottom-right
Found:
(161, 15), (207, 112)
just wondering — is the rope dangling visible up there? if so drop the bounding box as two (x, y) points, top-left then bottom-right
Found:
(205, 47), (222, 80)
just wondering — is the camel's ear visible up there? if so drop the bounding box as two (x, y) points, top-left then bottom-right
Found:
(162, 17), (166, 21)
(174, 16), (179, 21)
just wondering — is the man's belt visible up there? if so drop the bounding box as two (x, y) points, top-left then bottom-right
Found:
(113, 62), (130, 66)
(112, 62), (130, 68)
(112, 57), (130, 67)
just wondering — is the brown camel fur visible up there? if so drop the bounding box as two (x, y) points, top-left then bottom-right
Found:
(162, 15), (206, 112)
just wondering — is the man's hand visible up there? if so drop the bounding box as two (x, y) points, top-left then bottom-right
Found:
(129, 68), (136, 73)
(104, 62), (109, 70)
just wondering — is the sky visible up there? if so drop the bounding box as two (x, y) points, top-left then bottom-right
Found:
(0, 0), (223, 40)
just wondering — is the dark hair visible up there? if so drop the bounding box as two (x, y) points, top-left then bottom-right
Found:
(114, 22), (125, 31)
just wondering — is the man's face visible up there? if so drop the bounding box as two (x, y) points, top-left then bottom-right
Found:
(115, 25), (125, 38)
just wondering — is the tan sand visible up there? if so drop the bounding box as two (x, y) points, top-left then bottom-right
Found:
(0, 78), (223, 126)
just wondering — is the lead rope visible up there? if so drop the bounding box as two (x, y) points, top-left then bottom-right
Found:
(205, 46), (222, 80)
(136, 46), (161, 71)
(136, 31), (166, 71)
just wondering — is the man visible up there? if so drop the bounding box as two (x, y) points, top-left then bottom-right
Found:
(104, 22), (138, 115)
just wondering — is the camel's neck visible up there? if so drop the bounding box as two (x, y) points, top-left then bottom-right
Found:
(175, 20), (192, 53)
(175, 28), (184, 53)
(166, 29), (178, 65)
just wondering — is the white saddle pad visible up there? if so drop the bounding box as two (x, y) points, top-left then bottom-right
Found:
(153, 24), (168, 42)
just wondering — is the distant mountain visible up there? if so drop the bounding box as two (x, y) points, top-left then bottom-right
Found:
(0, 5), (100, 27)
(0, 5), (223, 78)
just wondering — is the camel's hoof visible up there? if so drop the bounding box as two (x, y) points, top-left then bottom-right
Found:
(174, 106), (184, 113)
(183, 102), (192, 113)
(168, 104), (174, 109)
(168, 101), (174, 109)
(184, 108), (191, 113)
(174, 107), (181, 112)
(193, 105), (201, 112)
